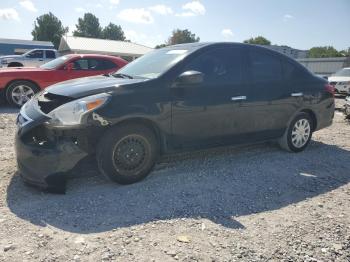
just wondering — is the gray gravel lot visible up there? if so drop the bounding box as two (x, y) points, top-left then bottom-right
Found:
(0, 98), (349, 261)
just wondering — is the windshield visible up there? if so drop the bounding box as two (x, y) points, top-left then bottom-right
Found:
(116, 49), (189, 79)
(333, 68), (350, 77)
(40, 56), (69, 70)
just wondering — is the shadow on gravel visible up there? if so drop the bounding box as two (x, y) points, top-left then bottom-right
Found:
(6, 141), (350, 233)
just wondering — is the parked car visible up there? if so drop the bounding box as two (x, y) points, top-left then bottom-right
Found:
(15, 43), (335, 193)
(0, 49), (59, 68)
(345, 96), (350, 118)
(0, 54), (128, 107)
(328, 67), (350, 95)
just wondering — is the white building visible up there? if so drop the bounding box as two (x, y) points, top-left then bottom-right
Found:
(59, 36), (153, 61)
(264, 45), (308, 59)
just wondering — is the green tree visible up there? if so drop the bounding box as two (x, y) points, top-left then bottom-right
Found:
(167, 29), (200, 45)
(73, 13), (102, 38)
(308, 46), (342, 58)
(102, 23), (126, 41)
(155, 44), (167, 49)
(31, 12), (68, 49)
(340, 47), (350, 57)
(243, 36), (271, 45)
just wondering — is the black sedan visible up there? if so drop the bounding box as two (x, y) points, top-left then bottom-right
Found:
(15, 42), (335, 192)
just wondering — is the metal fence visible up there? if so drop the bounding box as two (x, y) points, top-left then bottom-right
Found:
(296, 57), (350, 76)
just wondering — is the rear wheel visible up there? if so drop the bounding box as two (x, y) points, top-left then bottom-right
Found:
(97, 123), (159, 184)
(6, 81), (39, 107)
(279, 112), (313, 152)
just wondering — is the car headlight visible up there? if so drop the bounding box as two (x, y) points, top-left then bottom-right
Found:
(47, 93), (110, 126)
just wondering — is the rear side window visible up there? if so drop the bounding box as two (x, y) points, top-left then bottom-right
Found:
(282, 60), (310, 80)
(184, 47), (243, 85)
(46, 50), (56, 59)
(91, 59), (118, 70)
(249, 49), (282, 82)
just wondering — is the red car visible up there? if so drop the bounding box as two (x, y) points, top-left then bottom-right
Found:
(0, 54), (128, 107)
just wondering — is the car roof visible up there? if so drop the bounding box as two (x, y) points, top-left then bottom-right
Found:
(63, 54), (123, 60)
(163, 42), (246, 51)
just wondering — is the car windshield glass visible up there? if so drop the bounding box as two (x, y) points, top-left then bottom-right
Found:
(333, 68), (350, 77)
(115, 49), (189, 79)
(40, 56), (69, 69)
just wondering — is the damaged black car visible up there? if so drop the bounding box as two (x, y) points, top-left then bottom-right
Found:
(15, 43), (335, 193)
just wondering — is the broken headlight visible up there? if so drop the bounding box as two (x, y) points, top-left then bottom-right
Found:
(47, 93), (110, 126)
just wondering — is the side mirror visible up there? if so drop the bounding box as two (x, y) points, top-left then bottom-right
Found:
(65, 63), (74, 71)
(175, 71), (204, 86)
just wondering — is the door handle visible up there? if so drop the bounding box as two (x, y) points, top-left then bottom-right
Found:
(231, 96), (247, 101)
(291, 92), (303, 97)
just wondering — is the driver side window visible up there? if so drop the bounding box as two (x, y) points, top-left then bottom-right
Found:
(183, 47), (243, 86)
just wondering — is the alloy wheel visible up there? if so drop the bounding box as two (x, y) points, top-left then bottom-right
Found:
(11, 85), (34, 106)
(291, 119), (311, 148)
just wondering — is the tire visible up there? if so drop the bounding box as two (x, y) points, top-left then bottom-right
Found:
(6, 81), (39, 107)
(279, 112), (313, 153)
(96, 123), (159, 185)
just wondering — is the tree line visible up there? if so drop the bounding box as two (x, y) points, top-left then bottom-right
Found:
(31, 12), (349, 58)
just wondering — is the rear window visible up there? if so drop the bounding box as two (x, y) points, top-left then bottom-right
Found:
(249, 49), (282, 82)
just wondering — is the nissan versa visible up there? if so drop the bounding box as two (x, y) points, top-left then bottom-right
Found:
(15, 43), (335, 193)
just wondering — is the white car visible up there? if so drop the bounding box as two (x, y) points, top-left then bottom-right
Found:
(0, 49), (59, 68)
(328, 68), (350, 95)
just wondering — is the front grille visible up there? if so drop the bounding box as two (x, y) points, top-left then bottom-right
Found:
(37, 92), (73, 114)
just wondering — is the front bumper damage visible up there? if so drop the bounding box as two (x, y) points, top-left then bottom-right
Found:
(15, 97), (105, 193)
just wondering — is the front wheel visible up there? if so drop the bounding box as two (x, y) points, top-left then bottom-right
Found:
(97, 123), (159, 185)
(279, 112), (313, 152)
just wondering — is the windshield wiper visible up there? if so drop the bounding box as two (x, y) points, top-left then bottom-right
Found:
(113, 73), (134, 79)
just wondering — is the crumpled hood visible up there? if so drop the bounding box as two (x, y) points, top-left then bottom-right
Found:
(46, 75), (148, 98)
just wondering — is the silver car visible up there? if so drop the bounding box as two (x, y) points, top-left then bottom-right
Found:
(0, 49), (59, 68)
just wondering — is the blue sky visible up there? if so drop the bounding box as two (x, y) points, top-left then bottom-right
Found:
(0, 0), (349, 50)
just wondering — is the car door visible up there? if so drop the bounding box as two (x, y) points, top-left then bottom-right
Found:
(246, 47), (297, 139)
(25, 50), (44, 67)
(170, 46), (251, 148)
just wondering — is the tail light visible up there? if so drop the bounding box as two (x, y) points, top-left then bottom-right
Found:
(325, 84), (335, 97)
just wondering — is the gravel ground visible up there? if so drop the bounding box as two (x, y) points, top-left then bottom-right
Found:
(0, 98), (349, 262)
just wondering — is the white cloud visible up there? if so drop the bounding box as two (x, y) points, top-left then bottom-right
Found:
(182, 0), (205, 15)
(19, 0), (37, 12)
(110, 0), (120, 5)
(283, 14), (294, 21)
(0, 8), (20, 21)
(175, 12), (196, 17)
(149, 5), (173, 15)
(75, 7), (86, 13)
(117, 8), (154, 24)
(221, 29), (234, 39)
